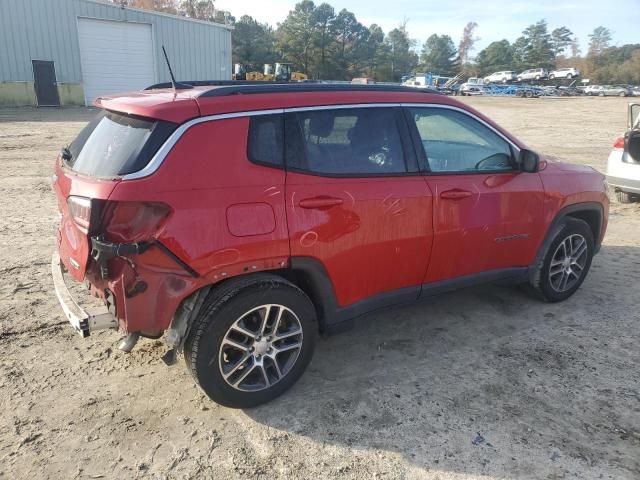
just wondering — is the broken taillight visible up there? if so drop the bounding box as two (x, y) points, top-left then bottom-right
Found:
(67, 196), (93, 231)
(100, 201), (172, 243)
(613, 136), (625, 150)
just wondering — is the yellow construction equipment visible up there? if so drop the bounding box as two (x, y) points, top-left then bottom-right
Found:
(232, 63), (247, 80)
(274, 63), (307, 82)
(232, 62), (308, 82)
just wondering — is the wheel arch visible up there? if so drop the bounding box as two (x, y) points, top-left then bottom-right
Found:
(530, 202), (604, 284)
(167, 257), (337, 344)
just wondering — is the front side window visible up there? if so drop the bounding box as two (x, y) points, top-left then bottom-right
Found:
(408, 107), (514, 173)
(287, 108), (406, 175)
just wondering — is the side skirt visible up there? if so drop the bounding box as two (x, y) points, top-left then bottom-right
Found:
(324, 267), (530, 335)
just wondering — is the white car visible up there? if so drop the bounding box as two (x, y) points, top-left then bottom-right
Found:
(484, 71), (517, 83)
(607, 103), (640, 203)
(584, 85), (601, 95)
(517, 68), (547, 81)
(549, 67), (580, 79)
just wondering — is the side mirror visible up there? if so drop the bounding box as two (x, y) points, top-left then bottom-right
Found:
(519, 149), (539, 173)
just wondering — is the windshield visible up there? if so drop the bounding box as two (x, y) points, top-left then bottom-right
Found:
(66, 110), (176, 177)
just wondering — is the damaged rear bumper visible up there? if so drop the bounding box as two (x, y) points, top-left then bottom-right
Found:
(51, 252), (117, 338)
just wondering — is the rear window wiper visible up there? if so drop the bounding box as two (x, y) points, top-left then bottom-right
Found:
(61, 146), (72, 162)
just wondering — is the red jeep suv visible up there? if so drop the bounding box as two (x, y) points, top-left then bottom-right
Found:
(52, 83), (608, 408)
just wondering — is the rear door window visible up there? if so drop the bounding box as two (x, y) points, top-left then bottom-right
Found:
(286, 107), (407, 175)
(66, 110), (176, 177)
(247, 114), (284, 167)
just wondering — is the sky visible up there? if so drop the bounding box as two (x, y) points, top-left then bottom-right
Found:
(215, 0), (639, 55)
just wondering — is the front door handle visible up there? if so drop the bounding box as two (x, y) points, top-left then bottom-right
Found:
(299, 196), (344, 209)
(440, 189), (472, 200)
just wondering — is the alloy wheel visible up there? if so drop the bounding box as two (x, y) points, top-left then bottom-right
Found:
(548, 234), (588, 292)
(219, 304), (303, 392)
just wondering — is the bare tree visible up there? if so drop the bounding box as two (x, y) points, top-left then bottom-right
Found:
(458, 21), (478, 68)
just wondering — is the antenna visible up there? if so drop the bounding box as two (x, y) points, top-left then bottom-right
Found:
(162, 45), (178, 91)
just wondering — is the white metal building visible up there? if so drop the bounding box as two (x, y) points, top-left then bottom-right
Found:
(0, 0), (232, 106)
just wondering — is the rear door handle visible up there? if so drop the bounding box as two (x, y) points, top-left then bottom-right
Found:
(299, 196), (344, 209)
(440, 189), (472, 200)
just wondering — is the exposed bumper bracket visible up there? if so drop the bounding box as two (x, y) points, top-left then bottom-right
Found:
(51, 252), (117, 338)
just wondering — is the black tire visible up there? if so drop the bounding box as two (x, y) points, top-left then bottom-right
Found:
(184, 274), (317, 408)
(619, 91), (626, 97)
(530, 218), (594, 302)
(549, 74), (555, 80)
(616, 190), (635, 203)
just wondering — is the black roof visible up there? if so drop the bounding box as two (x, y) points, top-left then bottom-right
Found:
(144, 80), (442, 97)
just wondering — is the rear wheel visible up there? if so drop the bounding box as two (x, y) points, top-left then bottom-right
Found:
(549, 74), (555, 80)
(185, 274), (317, 408)
(619, 91), (626, 97)
(530, 219), (594, 302)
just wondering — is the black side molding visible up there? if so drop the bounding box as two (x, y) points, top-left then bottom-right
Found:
(289, 257), (529, 334)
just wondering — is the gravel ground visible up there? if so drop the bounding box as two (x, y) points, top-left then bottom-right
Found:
(0, 96), (638, 479)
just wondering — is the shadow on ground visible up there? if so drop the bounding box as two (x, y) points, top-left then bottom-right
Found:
(245, 245), (640, 478)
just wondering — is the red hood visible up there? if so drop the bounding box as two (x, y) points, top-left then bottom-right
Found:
(539, 154), (600, 174)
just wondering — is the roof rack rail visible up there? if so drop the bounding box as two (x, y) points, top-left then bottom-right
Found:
(145, 80), (443, 97)
(199, 82), (443, 98)
(145, 80), (299, 90)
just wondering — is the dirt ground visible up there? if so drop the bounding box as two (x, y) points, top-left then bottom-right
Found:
(0, 96), (639, 480)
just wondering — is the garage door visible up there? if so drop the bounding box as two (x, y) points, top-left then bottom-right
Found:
(78, 18), (155, 106)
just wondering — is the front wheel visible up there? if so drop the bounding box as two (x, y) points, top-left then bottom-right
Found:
(185, 274), (317, 408)
(530, 219), (594, 302)
(549, 74), (555, 80)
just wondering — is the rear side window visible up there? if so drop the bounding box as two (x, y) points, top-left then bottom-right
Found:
(286, 108), (406, 175)
(65, 110), (176, 177)
(247, 114), (284, 167)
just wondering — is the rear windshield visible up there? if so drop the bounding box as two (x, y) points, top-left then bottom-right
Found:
(65, 110), (176, 177)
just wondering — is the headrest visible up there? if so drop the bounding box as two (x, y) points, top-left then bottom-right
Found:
(308, 113), (335, 138)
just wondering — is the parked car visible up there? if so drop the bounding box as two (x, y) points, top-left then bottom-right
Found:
(517, 68), (548, 81)
(351, 77), (375, 84)
(607, 102), (640, 203)
(598, 85), (632, 97)
(584, 85), (602, 95)
(52, 82), (609, 408)
(484, 71), (517, 83)
(548, 67), (580, 79)
(458, 83), (484, 96)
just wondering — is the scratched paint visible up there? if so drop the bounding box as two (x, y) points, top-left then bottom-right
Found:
(299, 231), (319, 248)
